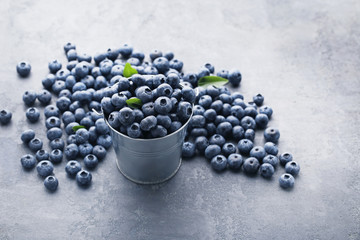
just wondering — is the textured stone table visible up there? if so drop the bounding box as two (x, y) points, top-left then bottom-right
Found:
(0, 0), (359, 239)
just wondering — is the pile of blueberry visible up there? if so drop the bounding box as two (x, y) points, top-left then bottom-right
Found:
(12, 41), (300, 191)
(181, 85), (300, 188)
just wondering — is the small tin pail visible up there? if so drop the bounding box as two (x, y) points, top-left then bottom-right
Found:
(95, 109), (192, 185)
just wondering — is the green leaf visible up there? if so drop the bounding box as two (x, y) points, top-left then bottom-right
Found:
(72, 125), (85, 132)
(126, 97), (143, 109)
(123, 63), (138, 78)
(198, 76), (228, 88)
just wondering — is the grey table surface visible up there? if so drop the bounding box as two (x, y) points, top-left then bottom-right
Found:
(0, 0), (359, 239)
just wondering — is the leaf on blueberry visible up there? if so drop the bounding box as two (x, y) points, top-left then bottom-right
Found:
(126, 97), (142, 109)
(72, 125), (86, 132)
(198, 76), (228, 88)
(123, 63), (138, 78)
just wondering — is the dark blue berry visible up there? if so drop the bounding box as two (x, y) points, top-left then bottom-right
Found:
(49, 149), (63, 164)
(36, 160), (54, 177)
(22, 90), (37, 106)
(285, 161), (300, 176)
(44, 176), (58, 191)
(140, 116), (157, 131)
(25, 107), (40, 123)
(255, 113), (269, 129)
(151, 125), (167, 138)
(92, 145), (107, 160)
(204, 109), (217, 122)
(264, 142), (278, 156)
(230, 105), (244, 119)
(177, 101), (193, 122)
(42, 74), (56, 89)
(279, 152), (293, 166)
(84, 154), (98, 169)
(47, 127), (62, 141)
(211, 155), (227, 171)
(204, 63), (215, 73)
(118, 107), (135, 126)
(222, 143), (236, 157)
(195, 136), (209, 154)
(240, 116), (256, 130)
(79, 143), (93, 157)
(64, 42), (76, 53)
(197, 66), (210, 79)
(263, 154), (279, 168)
(96, 135), (112, 149)
(193, 105), (205, 116)
(64, 143), (79, 159)
(216, 122), (232, 138)
(237, 139), (253, 155)
(49, 138), (64, 150)
(65, 122), (79, 135)
(76, 170), (92, 186)
(228, 69), (241, 87)
(244, 107), (258, 118)
(279, 174), (295, 189)
(243, 157), (260, 174)
(16, 61), (31, 77)
(44, 105), (60, 119)
(244, 129), (255, 141)
(169, 121), (182, 133)
(61, 111), (75, 126)
(65, 160), (81, 177)
(75, 128), (90, 144)
(20, 154), (37, 169)
(48, 60), (62, 73)
(216, 69), (229, 79)
(209, 134), (226, 147)
(227, 153), (243, 170)
(21, 129), (35, 143)
(253, 94), (264, 106)
(232, 126), (245, 140)
(169, 59), (183, 72)
(205, 144), (221, 160)
(226, 115), (240, 126)
(156, 115), (171, 129)
(0, 109), (11, 125)
(56, 96), (71, 112)
(80, 116), (94, 129)
(28, 138), (43, 152)
(190, 128), (208, 138)
(182, 142), (196, 158)
(37, 90), (52, 105)
(260, 163), (275, 178)
(250, 146), (266, 161)
(259, 106), (273, 118)
(264, 127), (280, 143)
(131, 51), (145, 62)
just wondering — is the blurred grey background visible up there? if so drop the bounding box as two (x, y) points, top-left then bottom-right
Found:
(0, 0), (359, 239)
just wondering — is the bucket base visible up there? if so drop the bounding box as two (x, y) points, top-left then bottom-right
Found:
(115, 158), (182, 185)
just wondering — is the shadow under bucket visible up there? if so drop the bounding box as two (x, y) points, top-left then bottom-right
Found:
(97, 109), (191, 185)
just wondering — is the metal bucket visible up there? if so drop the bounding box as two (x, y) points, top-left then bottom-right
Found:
(96, 109), (191, 185)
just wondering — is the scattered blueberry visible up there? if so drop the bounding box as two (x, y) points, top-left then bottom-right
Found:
(260, 163), (275, 178)
(279, 174), (295, 189)
(84, 154), (99, 169)
(36, 160), (54, 177)
(16, 61), (31, 77)
(26, 107), (40, 123)
(285, 161), (300, 176)
(76, 170), (92, 186)
(211, 155), (227, 171)
(20, 154), (37, 169)
(65, 160), (82, 177)
(20, 129), (35, 143)
(279, 152), (293, 166)
(0, 109), (12, 125)
(227, 153), (243, 170)
(243, 157), (260, 174)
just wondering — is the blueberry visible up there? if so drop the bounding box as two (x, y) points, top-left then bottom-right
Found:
(216, 122), (232, 138)
(211, 155), (227, 171)
(279, 174), (295, 189)
(89, 101), (101, 112)
(230, 105), (244, 119)
(20, 154), (37, 169)
(250, 146), (266, 161)
(166, 73), (180, 88)
(204, 63), (215, 73)
(84, 154), (99, 169)
(247, 102), (257, 109)
(216, 69), (229, 79)
(240, 116), (256, 130)
(117, 107), (134, 126)
(16, 61), (31, 77)
(131, 74), (146, 87)
(64, 42), (76, 53)
(228, 69), (242, 87)
(22, 90), (37, 106)
(36, 160), (54, 177)
(169, 121), (182, 133)
(97, 135), (112, 149)
(66, 49), (77, 61)
(106, 112), (119, 129)
(76, 170), (92, 186)
(55, 69), (71, 81)
(149, 49), (163, 61)
(21, 129), (35, 143)
(214, 115), (226, 125)
(67, 134), (77, 145)
(263, 154), (279, 168)
(237, 139), (254, 155)
(125, 122), (141, 138)
(65, 160), (82, 177)
(64, 143), (79, 159)
(197, 66), (210, 79)
(198, 95), (212, 108)
(194, 136), (209, 154)
(130, 51), (145, 62)
(67, 60), (78, 71)
(69, 101), (82, 113)
(182, 142), (196, 158)
(153, 57), (169, 73)
(61, 111), (75, 126)
(206, 123), (217, 136)
(94, 52), (107, 65)
(25, 107), (40, 123)
(140, 116), (157, 131)
(80, 116), (94, 129)
(259, 106), (273, 118)
(153, 97), (172, 115)
(206, 85), (221, 98)
(264, 127), (280, 143)
(264, 142), (278, 156)
(260, 163), (275, 178)
(56, 96), (71, 112)
(205, 144), (221, 160)
(155, 115), (171, 129)
(44, 105), (60, 119)
(48, 60), (62, 74)
(44, 176), (58, 191)
(226, 115), (240, 126)
(92, 145), (107, 160)
(227, 153), (243, 170)
(49, 149), (63, 164)
(209, 134), (226, 147)
(193, 105), (205, 116)
(177, 101), (193, 122)
(182, 87), (196, 104)
(150, 125), (167, 138)
(244, 107), (258, 118)
(243, 157), (260, 174)
(169, 59), (183, 72)
(47, 127), (62, 141)
(81, 75), (95, 88)
(222, 143), (236, 157)
(232, 98), (247, 109)
(255, 113), (269, 129)
(134, 87), (152, 104)
(204, 109), (217, 122)
(232, 126), (245, 140)
(190, 128), (208, 138)
(74, 128), (89, 144)
(79, 143), (94, 157)
(65, 122), (79, 135)
(37, 90), (52, 105)
(50, 138), (65, 150)
(210, 100), (223, 114)
(219, 94), (232, 104)
(0, 109), (12, 125)
(285, 161), (300, 176)
(88, 126), (98, 144)
(244, 129), (255, 141)
(28, 138), (43, 152)
(94, 76), (108, 90)
(42, 74), (56, 89)
(51, 81), (66, 95)
(183, 73), (198, 86)
(190, 115), (206, 128)
(118, 43), (133, 58)
(156, 83), (173, 98)
(252, 93), (264, 106)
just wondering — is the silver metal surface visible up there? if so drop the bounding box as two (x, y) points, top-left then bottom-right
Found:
(95, 109), (191, 184)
